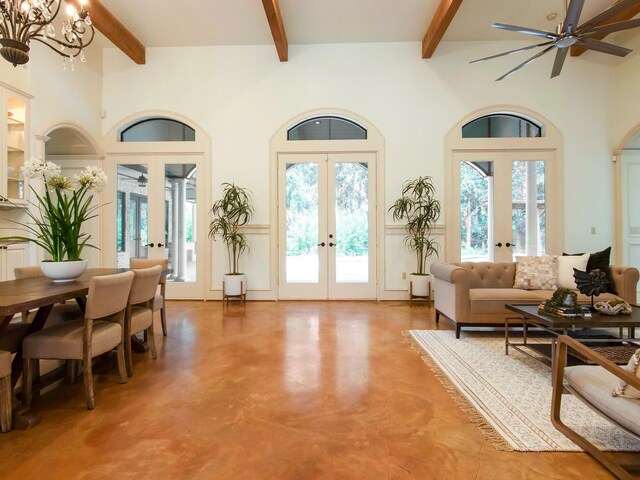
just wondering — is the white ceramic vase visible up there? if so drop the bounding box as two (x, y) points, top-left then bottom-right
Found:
(409, 273), (431, 298)
(40, 260), (88, 282)
(223, 273), (247, 296)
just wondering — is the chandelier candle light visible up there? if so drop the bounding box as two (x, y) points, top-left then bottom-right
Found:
(0, 0), (95, 68)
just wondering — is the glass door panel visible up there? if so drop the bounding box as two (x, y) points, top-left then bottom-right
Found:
(164, 163), (197, 284)
(116, 164), (149, 267)
(285, 162), (320, 283)
(511, 160), (546, 258)
(460, 160), (493, 262)
(6, 95), (26, 200)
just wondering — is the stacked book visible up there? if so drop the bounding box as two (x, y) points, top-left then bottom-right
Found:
(538, 304), (592, 318)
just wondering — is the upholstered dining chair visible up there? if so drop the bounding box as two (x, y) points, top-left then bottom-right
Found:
(129, 258), (169, 336)
(14, 266), (83, 325)
(22, 271), (134, 410)
(0, 350), (12, 432)
(552, 335), (640, 480)
(125, 265), (162, 377)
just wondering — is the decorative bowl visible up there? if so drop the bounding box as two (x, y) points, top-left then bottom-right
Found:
(593, 300), (632, 316)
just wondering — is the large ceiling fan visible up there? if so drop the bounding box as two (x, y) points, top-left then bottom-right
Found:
(471, 0), (640, 80)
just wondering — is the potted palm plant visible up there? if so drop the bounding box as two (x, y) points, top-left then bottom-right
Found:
(209, 182), (254, 297)
(388, 176), (441, 297)
(0, 158), (106, 282)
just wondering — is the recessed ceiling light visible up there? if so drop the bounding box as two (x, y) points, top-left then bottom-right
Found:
(546, 12), (558, 21)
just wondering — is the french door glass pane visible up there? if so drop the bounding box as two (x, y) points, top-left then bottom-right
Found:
(335, 162), (368, 283)
(286, 163), (319, 283)
(511, 161), (546, 257)
(116, 164), (148, 267)
(460, 161), (492, 261)
(165, 164), (197, 283)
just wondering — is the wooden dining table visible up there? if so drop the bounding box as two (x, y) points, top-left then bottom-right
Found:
(0, 268), (129, 388)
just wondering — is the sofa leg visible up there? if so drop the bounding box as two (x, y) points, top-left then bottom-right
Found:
(456, 325), (461, 339)
(435, 310), (440, 324)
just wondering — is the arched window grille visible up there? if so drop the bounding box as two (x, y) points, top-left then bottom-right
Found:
(462, 114), (542, 138)
(120, 118), (196, 142)
(288, 116), (367, 140)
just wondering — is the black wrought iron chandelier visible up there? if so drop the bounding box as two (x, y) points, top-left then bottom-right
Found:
(0, 0), (95, 68)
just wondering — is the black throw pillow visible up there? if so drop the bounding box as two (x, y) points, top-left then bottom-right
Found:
(562, 247), (617, 294)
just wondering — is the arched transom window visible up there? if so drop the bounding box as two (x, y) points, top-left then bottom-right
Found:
(462, 114), (542, 138)
(119, 118), (195, 142)
(288, 116), (367, 141)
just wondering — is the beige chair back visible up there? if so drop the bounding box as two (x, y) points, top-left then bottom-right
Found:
(129, 266), (162, 306)
(130, 258), (169, 285)
(14, 266), (43, 279)
(85, 271), (135, 320)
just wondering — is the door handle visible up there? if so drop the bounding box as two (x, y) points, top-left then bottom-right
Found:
(157, 243), (164, 247)
(495, 242), (502, 247)
(317, 242), (326, 247)
(505, 242), (513, 248)
(145, 243), (155, 247)
(329, 242), (337, 247)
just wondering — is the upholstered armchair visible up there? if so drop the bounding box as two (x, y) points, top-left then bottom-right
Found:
(552, 335), (640, 480)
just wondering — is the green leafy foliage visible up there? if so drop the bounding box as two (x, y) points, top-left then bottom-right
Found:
(388, 176), (440, 274)
(209, 183), (254, 274)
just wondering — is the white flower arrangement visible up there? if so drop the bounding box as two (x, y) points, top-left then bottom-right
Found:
(0, 158), (108, 262)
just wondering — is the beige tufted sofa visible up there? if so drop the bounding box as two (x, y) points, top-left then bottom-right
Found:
(430, 262), (640, 338)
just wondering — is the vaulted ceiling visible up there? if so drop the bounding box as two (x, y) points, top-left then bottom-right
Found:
(87, 0), (640, 65)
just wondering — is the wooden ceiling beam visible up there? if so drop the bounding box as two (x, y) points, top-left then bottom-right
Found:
(422, 0), (464, 59)
(66, 0), (146, 65)
(261, 0), (288, 62)
(571, 3), (640, 57)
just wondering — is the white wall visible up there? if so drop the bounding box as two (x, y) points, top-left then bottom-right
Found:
(102, 41), (619, 298)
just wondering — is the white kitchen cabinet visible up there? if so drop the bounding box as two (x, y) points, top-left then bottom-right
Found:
(0, 243), (28, 280)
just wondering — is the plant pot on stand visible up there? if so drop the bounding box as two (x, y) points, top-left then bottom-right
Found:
(223, 273), (246, 305)
(409, 273), (431, 304)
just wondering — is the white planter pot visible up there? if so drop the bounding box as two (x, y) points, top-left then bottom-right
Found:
(409, 274), (431, 298)
(41, 260), (88, 283)
(223, 273), (247, 296)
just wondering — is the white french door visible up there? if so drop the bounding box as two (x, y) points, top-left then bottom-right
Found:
(112, 155), (206, 299)
(620, 151), (640, 291)
(454, 150), (557, 262)
(278, 152), (377, 299)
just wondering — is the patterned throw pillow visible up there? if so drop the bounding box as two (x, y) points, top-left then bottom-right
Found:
(612, 349), (640, 398)
(513, 255), (558, 290)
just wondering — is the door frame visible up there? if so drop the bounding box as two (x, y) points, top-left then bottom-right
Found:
(270, 108), (385, 299)
(104, 111), (211, 300)
(444, 105), (564, 262)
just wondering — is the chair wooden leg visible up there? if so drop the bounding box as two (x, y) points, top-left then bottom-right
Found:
(82, 356), (94, 410)
(116, 343), (128, 384)
(23, 358), (33, 406)
(125, 335), (134, 378)
(0, 375), (12, 433)
(147, 325), (157, 360)
(160, 307), (167, 337)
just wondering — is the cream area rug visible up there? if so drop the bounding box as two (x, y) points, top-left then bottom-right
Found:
(407, 330), (640, 452)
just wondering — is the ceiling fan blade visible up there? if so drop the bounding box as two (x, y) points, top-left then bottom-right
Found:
(577, 37), (632, 57)
(586, 17), (640, 35)
(470, 41), (555, 64)
(563, 0), (585, 34)
(578, 0), (639, 32)
(551, 47), (569, 78)
(496, 45), (555, 81)
(492, 23), (558, 40)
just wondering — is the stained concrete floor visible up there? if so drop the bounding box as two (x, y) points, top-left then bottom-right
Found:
(0, 300), (627, 479)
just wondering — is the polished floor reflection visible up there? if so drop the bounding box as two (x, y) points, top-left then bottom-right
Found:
(0, 301), (622, 479)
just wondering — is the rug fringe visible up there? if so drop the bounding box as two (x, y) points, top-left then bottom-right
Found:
(402, 331), (514, 452)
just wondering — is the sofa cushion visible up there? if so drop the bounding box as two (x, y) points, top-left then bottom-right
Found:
(612, 349), (640, 399)
(557, 253), (589, 289)
(565, 365), (640, 436)
(564, 247), (618, 294)
(469, 288), (554, 314)
(513, 255), (558, 290)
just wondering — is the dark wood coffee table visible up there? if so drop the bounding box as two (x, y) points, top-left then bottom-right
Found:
(504, 303), (640, 372)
